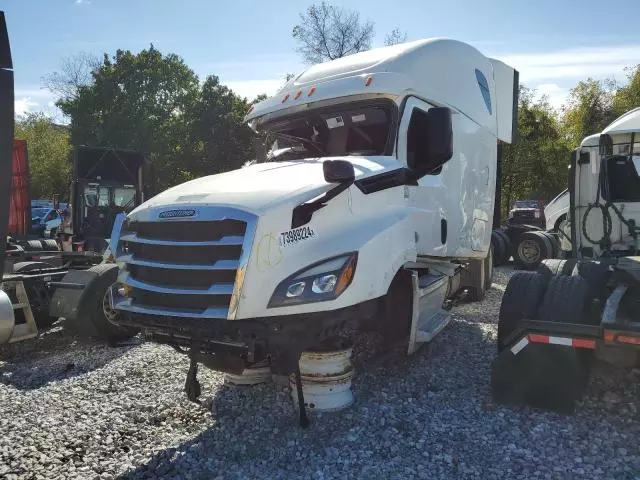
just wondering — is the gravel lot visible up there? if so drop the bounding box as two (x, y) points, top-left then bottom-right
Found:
(1, 266), (639, 479)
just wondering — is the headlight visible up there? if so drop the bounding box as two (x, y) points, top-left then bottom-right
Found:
(268, 252), (357, 308)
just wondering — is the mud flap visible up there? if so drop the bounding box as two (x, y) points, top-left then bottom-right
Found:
(491, 342), (592, 414)
(49, 269), (97, 320)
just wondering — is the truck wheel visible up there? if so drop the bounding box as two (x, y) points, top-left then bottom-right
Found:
(484, 245), (494, 291)
(497, 272), (548, 352)
(493, 229), (512, 265)
(491, 231), (506, 266)
(514, 231), (552, 270)
(539, 275), (588, 325)
(40, 239), (60, 251)
(70, 263), (140, 342)
(12, 261), (57, 329)
(25, 240), (43, 252)
(541, 232), (560, 259)
(380, 269), (413, 341)
(571, 261), (611, 303)
(536, 259), (577, 277)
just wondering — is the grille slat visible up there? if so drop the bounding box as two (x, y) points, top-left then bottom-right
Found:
(130, 220), (246, 242)
(119, 214), (249, 315)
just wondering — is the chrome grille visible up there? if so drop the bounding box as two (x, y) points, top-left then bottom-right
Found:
(112, 207), (256, 319)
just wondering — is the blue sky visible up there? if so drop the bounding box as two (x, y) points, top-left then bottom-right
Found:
(4, 0), (640, 120)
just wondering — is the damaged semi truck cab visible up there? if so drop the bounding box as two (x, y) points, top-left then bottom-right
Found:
(108, 39), (518, 383)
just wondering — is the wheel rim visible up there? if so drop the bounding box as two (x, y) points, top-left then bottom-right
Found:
(102, 286), (118, 322)
(518, 239), (541, 264)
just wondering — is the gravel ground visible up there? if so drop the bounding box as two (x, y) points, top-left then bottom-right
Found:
(1, 266), (639, 479)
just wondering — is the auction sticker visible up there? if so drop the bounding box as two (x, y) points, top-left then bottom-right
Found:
(279, 226), (316, 247)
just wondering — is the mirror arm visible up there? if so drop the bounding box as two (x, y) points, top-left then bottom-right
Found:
(291, 181), (352, 229)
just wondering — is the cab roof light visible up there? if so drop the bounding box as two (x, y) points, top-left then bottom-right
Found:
(365, 76), (373, 87)
(308, 87), (316, 97)
(282, 93), (290, 103)
(294, 90), (303, 100)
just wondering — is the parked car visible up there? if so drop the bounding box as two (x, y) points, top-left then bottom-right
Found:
(30, 207), (62, 238)
(545, 188), (569, 232)
(506, 199), (545, 229)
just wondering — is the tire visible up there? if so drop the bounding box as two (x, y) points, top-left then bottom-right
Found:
(536, 259), (576, 277)
(495, 229), (513, 264)
(542, 232), (560, 259)
(12, 261), (57, 329)
(539, 275), (589, 325)
(514, 231), (552, 270)
(40, 239), (60, 251)
(67, 263), (140, 342)
(497, 271), (549, 352)
(484, 245), (494, 291)
(571, 260), (611, 303)
(381, 269), (413, 340)
(25, 240), (43, 252)
(491, 231), (505, 266)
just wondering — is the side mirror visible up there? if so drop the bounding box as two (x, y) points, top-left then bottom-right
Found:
(599, 133), (613, 156)
(323, 160), (355, 185)
(426, 107), (453, 167)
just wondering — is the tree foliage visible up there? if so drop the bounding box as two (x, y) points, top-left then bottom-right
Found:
(613, 65), (640, 117)
(501, 87), (572, 214)
(292, 2), (375, 64)
(14, 113), (72, 200)
(561, 78), (616, 146)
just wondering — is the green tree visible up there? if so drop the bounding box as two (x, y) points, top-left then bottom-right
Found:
(561, 78), (616, 146)
(502, 87), (572, 214)
(57, 45), (201, 189)
(612, 65), (640, 116)
(189, 75), (257, 175)
(14, 113), (72, 200)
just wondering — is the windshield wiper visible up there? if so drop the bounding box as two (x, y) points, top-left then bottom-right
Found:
(273, 131), (327, 156)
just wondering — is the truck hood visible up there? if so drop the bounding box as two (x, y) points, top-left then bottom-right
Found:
(132, 156), (398, 215)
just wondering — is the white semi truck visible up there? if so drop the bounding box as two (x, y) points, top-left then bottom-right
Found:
(492, 108), (640, 413)
(106, 39), (519, 423)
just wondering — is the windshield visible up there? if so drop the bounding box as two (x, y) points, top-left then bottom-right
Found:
(258, 101), (395, 162)
(114, 188), (137, 210)
(513, 200), (541, 209)
(32, 208), (49, 218)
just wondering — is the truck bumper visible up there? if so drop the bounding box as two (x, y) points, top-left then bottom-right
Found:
(108, 283), (380, 373)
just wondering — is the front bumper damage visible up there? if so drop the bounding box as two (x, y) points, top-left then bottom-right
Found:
(109, 283), (377, 375)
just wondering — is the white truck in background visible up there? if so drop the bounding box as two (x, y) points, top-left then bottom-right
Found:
(493, 107), (640, 414)
(107, 39), (519, 420)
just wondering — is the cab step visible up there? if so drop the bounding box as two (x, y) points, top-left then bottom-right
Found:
(408, 271), (451, 355)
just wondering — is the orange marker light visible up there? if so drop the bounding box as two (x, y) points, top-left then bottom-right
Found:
(294, 90), (303, 100)
(365, 76), (373, 86)
(282, 93), (290, 103)
(308, 87), (316, 96)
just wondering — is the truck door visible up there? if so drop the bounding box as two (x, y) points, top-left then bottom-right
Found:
(397, 97), (448, 257)
(397, 97), (494, 258)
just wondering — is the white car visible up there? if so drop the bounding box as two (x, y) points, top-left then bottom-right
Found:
(31, 207), (62, 238)
(544, 188), (569, 232)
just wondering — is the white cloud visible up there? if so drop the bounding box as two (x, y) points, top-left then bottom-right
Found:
(532, 83), (569, 110)
(74, 0), (91, 5)
(495, 45), (640, 83)
(15, 98), (39, 117)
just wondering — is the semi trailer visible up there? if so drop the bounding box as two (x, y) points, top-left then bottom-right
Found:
(492, 107), (640, 413)
(106, 38), (519, 422)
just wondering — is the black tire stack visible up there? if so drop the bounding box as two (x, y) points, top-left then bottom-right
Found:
(491, 229), (512, 266)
